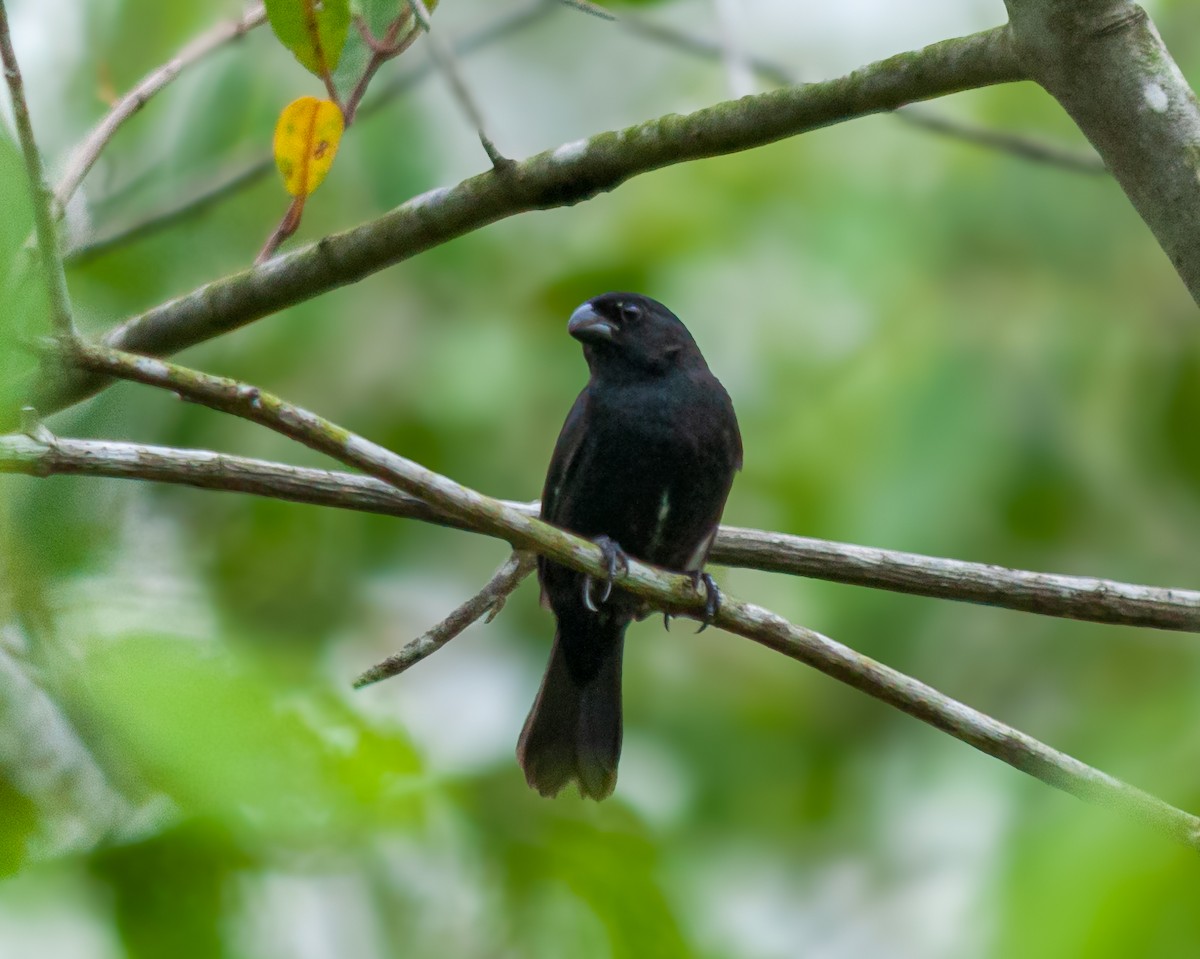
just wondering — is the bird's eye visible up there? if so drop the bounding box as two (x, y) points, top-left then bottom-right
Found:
(619, 302), (642, 323)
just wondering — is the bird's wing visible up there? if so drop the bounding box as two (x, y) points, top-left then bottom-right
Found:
(540, 388), (590, 524)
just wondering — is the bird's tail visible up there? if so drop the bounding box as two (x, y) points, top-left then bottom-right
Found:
(517, 629), (623, 800)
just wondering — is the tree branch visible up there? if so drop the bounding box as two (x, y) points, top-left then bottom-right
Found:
(712, 527), (1200, 632)
(1004, 0), (1200, 304)
(353, 551), (537, 687)
(62, 153), (271, 265)
(0, 0), (74, 337)
(4, 431), (1197, 633)
(19, 24), (1022, 427)
(52, 2), (267, 217)
(47, 342), (1200, 849)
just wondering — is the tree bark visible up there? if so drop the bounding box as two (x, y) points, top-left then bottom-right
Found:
(1005, 0), (1200, 304)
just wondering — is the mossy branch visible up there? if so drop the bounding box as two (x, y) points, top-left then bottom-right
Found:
(51, 339), (1200, 852)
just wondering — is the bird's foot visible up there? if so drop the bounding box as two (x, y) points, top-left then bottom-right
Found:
(663, 571), (721, 632)
(582, 535), (629, 612)
(691, 571), (721, 633)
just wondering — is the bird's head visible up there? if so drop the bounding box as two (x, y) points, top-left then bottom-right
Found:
(567, 292), (702, 378)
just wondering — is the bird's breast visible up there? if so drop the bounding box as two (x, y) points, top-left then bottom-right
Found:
(557, 376), (736, 568)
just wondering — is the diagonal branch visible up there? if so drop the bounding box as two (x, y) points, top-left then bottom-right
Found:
(55, 341), (1200, 850)
(404, 0), (508, 168)
(18, 24), (1022, 427)
(353, 551), (537, 687)
(53, 2), (267, 216)
(894, 107), (1105, 174)
(2, 432), (1199, 633)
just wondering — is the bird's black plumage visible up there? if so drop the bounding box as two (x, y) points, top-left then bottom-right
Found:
(517, 292), (742, 799)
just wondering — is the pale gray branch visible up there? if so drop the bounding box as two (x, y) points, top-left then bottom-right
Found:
(353, 551), (537, 687)
(3, 432), (1197, 633)
(53, 2), (266, 215)
(1004, 0), (1200, 304)
(46, 342), (1200, 849)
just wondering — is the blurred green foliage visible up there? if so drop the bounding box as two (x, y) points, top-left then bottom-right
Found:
(3, 1), (1200, 957)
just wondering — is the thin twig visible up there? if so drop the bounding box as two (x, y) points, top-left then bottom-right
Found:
(353, 551), (537, 687)
(556, 0), (615, 21)
(2, 432), (1197, 633)
(0, 0), (74, 337)
(344, 12), (420, 123)
(54, 2), (267, 216)
(63, 154), (272, 264)
(255, 196), (307, 266)
(894, 106), (1106, 174)
(61, 1), (551, 264)
(405, 0), (509, 168)
(57, 342), (1200, 849)
(618, 13), (792, 86)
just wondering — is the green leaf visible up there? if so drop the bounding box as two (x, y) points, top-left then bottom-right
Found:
(265, 0), (352, 79)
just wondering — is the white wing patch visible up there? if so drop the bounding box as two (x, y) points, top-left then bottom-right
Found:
(645, 489), (671, 556)
(684, 527), (717, 572)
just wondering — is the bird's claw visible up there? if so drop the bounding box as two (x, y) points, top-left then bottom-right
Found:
(582, 535), (628, 612)
(691, 571), (720, 633)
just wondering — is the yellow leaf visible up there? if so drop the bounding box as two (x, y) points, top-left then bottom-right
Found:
(273, 96), (345, 198)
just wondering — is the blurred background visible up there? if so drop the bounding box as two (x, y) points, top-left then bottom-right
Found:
(2, 0), (1200, 956)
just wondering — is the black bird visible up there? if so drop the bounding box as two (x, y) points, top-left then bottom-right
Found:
(517, 292), (742, 799)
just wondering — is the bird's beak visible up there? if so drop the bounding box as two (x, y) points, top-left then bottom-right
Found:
(567, 303), (616, 344)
